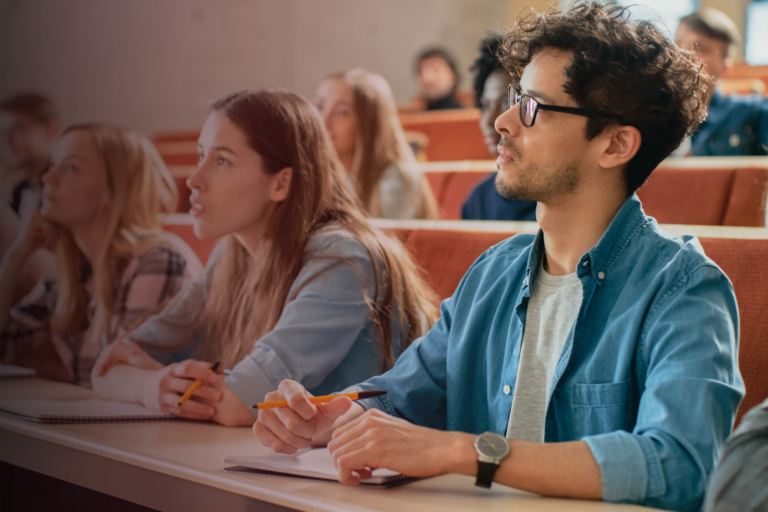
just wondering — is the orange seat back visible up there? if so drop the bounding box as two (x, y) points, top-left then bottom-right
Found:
(400, 110), (489, 161)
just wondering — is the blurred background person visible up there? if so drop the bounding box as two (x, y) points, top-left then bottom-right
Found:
(415, 47), (463, 111)
(676, 8), (767, 156)
(0, 93), (58, 217)
(461, 34), (536, 221)
(0, 123), (201, 386)
(313, 68), (437, 219)
(0, 93), (60, 300)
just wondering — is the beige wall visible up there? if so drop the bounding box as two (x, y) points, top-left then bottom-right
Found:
(506, 0), (750, 60)
(0, 0), (510, 137)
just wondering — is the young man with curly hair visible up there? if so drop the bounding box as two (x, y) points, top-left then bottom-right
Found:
(253, 4), (744, 510)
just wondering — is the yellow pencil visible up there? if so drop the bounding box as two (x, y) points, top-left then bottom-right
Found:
(251, 390), (387, 409)
(177, 362), (220, 406)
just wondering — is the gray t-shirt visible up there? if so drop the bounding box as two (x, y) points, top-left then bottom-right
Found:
(506, 258), (583, 442)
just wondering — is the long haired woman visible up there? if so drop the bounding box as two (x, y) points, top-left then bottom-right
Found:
(313, 69), (437, 219)
(92, 90), (438, 426)
(0, 124), (202, 386)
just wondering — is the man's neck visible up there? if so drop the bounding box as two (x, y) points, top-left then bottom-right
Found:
(537, 184), (626, 276)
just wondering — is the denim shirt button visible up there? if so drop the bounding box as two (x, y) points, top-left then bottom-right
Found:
(503, 385), (511, 395)
(523, 277), (529, 286)
(598, 271), (605, 280)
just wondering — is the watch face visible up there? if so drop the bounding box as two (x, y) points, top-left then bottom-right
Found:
(475, 433), (509, 458)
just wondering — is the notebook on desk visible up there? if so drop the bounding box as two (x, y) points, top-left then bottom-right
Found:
(0, 399), (183, 424)
(0, 364), (36, 378)
(223, 448), (426, 488)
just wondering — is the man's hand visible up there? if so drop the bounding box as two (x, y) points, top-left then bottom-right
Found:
(327, 408), (475, 485)
(140, 360), (222, 420)
(253, 379), (362, 453)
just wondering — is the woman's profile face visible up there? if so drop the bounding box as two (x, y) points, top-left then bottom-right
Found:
(312, 78), (358, 166)
(188, 111), (281, 241)
(41, 130), (110, 228)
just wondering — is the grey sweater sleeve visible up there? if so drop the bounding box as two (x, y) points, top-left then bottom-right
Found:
(704, 397), (768, 512)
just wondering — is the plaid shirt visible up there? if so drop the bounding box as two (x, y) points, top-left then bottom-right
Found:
(1, 245), (199, 387)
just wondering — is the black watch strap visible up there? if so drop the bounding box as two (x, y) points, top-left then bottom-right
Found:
(475, 460), (499, 488)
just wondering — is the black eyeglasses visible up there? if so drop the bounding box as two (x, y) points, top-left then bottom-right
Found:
(508, 85), (617, 127)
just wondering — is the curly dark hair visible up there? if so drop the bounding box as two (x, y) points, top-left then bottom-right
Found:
(499, 2), (712, 194)
(471, 33), (505, 108)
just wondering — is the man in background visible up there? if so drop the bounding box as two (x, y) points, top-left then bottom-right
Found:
(461, 34), (537, 221)
(676, 8), (767, 156)
(0, 93), (58, 216)
(0, 93), (58, 298)
(415, 47), (463, 110)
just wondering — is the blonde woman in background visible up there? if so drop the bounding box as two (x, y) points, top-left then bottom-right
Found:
(313, 69), (438, 219)
(0, 124), (202, 386)
(91, 89), (438, 427)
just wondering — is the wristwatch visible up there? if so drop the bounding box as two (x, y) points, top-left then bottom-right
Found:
(474, 432), (510, 488)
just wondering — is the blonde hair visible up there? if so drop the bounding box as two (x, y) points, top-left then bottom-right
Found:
(52, 124), (178, 337)
(200, 90), (438, 371)
(328, 69), (438, 219)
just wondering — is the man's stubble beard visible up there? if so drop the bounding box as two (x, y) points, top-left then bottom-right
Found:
(494, 138), (581, 203)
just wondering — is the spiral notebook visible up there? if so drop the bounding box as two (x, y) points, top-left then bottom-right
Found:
(0, 399), (181, 424)
(223, 448), (426, 488)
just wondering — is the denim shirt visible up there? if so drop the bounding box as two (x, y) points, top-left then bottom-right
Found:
(354, 195), (744, 512)
(691, 90), (768, 156)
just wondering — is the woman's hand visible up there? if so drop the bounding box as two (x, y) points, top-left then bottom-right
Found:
(140, 360), (222, 420)
(9, 210), (57, 260)
(92, 340), (164, 378)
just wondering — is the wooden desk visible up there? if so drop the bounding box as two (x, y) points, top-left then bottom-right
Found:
(0, 378), (661, 511)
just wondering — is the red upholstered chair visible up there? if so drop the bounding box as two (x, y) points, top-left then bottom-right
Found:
(400, 228), (513, 300)
(638, 166), (768, 227)
(399, 110), (489, 162)
(699, 238), (768, 426)
(393, 226), (767, 427)
(425, 171), (492, 220)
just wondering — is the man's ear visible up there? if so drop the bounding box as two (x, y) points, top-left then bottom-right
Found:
(598, 125), (642, 170)
(270, 167), (293, 203)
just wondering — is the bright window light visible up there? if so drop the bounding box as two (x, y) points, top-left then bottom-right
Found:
(615, 0), (697, 39)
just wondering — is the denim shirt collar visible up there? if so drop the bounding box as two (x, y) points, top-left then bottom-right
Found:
(525, 194), (648, 287)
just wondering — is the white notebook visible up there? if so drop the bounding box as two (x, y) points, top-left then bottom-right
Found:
(0, 399), (181, 424)
(0, 364), (36, 378)
(223, 448), (425, 488)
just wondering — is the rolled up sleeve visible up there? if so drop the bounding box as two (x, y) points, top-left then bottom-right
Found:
(584, 264), (744, 512)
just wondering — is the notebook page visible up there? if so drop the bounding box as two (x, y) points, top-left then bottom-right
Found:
(0, 399), (174, 421)
(224, 448), (400, 483)
(0, 364), (36, 378)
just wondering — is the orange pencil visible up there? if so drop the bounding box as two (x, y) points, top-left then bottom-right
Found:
(177, 362), (220, 406)
(251, 390), (387, 409)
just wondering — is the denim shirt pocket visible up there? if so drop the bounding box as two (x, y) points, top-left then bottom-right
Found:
(572, 378), (636, 439)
